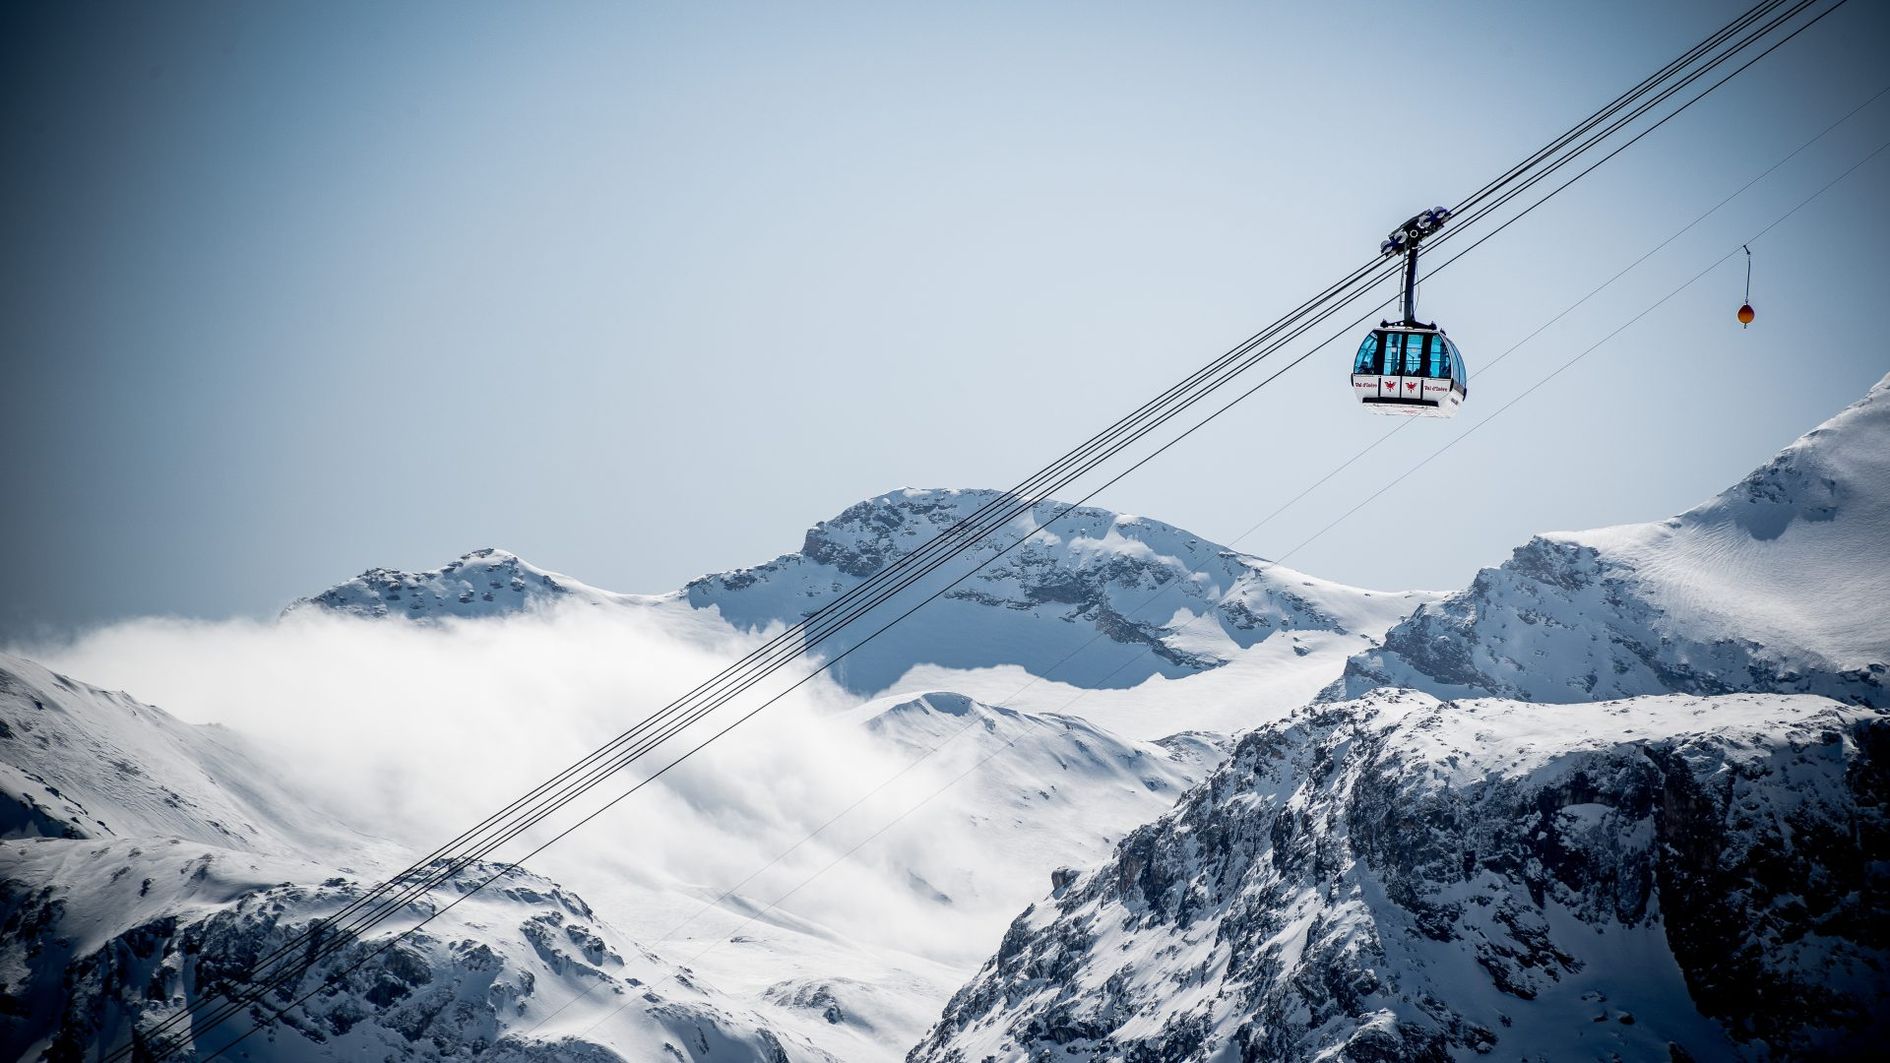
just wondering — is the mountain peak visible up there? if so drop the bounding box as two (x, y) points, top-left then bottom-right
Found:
(287, 547), (627, 621)
(1333, 371), (1890, 707)
(688, 487), (1432, 694)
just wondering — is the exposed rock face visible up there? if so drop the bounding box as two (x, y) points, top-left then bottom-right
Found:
(1329, 374), (1890, 709)
(287, 548), (632, 621)
(685, 488), (1430, 693)
(0, 842), (826, 1062)
(909, 692), (1890, 1061)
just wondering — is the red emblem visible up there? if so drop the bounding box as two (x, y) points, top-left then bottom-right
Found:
(1405, 381), (1418, 391)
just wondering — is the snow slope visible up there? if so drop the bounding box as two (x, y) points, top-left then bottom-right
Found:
(551, 691), (1231, 1063)
(286, 548), (640, 621)
(0, 653), (369, 855)
(839, 690), (1229, 934)
(912, 691), (1890, 1061)
(1333, 372), (1890, 707)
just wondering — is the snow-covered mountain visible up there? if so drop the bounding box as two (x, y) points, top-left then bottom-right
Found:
(552, 691), (1232, 1063)
(0, 653), (369, 854)
(291, 490), (1433, 699)
(0, 652), (838, 1062)
(13, 489), (1441, 1063)
(0, 663), (1236, 1063)
(26, 374), (1888, 1062)
(3, 841), (833, 1062)
(851, 692), (1229, 888)
(286, 547), (639, 621)
(679, 489), (1427, 694)
(911, 690), (1889, 1061)
(1331, 373), (1890, 708)
(911, 374), (1890, 1062)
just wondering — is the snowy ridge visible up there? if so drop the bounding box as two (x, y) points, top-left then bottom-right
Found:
(0, 840), (833, 1061)
(1332, 371), (1890, 707)
(0, 653), (367, 854)
(911, 691), (1890, 1061)
(851, 691), (1228, 910)
(681, 488), (1431, 694)
(593, 691), (1231, 1063)
(288, 490), (1432, 700)
(287, 548), (637, 621)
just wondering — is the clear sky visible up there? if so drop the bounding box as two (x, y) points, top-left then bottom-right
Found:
(4, 0), (1887, 640)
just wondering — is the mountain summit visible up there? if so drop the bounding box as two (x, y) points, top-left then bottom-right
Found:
(286, 547), (634, 621)
(1332, 372), (1890, 708)
(680, 488), (1433, 693)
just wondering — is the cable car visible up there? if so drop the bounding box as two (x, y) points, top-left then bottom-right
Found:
(1349, 207), (1468, 418)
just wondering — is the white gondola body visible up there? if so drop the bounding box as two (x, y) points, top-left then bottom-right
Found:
(1349, 326), (1467, 419)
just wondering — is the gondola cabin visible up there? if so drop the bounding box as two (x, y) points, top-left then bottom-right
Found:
(1350, 325), (1466, 418)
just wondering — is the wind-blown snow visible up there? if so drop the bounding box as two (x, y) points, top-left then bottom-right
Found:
(546, 690), (1232, 1063)
(1332, 371), (1890, 707)
(0, 653), (372, 856)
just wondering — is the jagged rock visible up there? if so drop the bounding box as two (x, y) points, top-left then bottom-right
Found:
(683, 488), (1430, 693)
(284, 548), (635, 622)
(0, 844), (835, 1061)
(910, 691), (1890, 1061)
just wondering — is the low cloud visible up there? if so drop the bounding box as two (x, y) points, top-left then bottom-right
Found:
(14, 602), (1048, 969)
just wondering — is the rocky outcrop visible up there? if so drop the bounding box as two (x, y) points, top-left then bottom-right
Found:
(685, 488), (1429, 693)
(287, 548), (633, 621)
(910, 692), (1890, 1061)
(0, 842), (829, 1062)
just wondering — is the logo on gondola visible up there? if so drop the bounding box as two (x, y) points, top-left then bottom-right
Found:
(1405, 381), (1418, 390)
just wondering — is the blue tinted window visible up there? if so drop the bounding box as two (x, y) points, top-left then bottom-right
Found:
(1404, 334), (1426, 375)
(1354, 332), (1380, 373)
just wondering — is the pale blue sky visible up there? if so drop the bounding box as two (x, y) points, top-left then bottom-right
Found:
(4, 0), (1887, 639)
